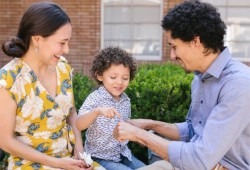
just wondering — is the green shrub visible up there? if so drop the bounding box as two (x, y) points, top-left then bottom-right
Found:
(73, 72), (95, 111)
(127, 63), (193, 122)
(125, 63), (194, 163)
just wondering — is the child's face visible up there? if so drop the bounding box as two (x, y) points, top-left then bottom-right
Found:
(97, 64), (130, 100)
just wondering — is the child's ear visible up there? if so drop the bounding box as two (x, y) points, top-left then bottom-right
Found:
(96, 74), (103, 82)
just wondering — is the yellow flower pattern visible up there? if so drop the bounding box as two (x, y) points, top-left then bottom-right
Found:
(0, 58), (104, 170)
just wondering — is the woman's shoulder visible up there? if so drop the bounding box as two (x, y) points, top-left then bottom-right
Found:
(0, 58), (23, 89)
(1, 58), (23, 71)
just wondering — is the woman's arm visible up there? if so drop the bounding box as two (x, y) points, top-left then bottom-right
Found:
(67, 106), (84, 159)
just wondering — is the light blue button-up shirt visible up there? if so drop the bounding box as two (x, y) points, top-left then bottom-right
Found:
(168, 47), (250, 170)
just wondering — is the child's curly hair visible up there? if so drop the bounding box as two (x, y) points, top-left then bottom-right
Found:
(91, 46), (137, 85)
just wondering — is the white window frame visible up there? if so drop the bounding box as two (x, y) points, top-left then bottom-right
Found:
(101, 0), (163, 61)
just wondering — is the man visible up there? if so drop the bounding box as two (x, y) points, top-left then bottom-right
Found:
(113, 1), (250, 170)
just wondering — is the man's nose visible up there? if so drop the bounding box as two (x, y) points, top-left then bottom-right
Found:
(170, 49), (176, 60)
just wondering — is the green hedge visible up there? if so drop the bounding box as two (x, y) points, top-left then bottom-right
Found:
(73, 72), (96, 110)
(126, 63), (193, 122)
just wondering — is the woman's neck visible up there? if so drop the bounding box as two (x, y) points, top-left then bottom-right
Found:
(21, 49), (47, 74)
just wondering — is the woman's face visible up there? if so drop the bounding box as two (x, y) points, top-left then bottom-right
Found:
(38, 23), (72, 66)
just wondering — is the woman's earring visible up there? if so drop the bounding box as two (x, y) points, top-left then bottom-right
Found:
(35, 47), (38, 53)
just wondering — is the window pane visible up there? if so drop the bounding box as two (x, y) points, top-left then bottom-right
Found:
(104, 40), (160, 57)
(226, 42), (250, 60)
(226, 25), (250, 41)
(103, 0), (162, 60)
(104, 24), (131, 40)
(105, 7), (131, 23)
(132, 40), (160, 56)
(104, 0), (132, 5)
(132, 0), (161, 5)
(133, 24), (161, 40)
(202, 0), (227, 6)
(228, 0), (250, 6)
(104, 40), (133, 53)
(133, 6), (161, 23)
(227, 8), (250, 22)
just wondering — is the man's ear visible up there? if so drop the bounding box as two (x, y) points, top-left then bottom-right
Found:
(192, 36), (201, 47)
(31, 35), (41, 47)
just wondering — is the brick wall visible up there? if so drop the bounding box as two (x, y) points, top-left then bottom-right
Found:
(162, 0), (183, 64)
(0, 0), (186, 75)
(0, 0), (101, 75)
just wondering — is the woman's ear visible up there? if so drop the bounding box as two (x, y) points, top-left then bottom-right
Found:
(31, 35), (41, 47)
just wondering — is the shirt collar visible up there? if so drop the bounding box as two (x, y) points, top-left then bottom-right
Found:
(98, 85), (129, 102)
(196, 47), (231, 81)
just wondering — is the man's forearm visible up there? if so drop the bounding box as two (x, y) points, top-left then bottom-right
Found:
(135, 128), (170, 160)
(146, 120), (180, 140)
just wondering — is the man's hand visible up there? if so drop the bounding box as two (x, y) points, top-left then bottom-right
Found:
(113, 121), (141, 142)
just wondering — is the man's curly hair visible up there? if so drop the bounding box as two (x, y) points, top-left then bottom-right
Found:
(91, 46), (137, 85)
(162, 0), (226, 53)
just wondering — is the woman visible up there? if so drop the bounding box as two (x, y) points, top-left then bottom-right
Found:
(0, 2), (101, 169)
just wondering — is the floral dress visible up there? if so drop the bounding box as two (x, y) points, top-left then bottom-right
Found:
(0, 57), (104, 170)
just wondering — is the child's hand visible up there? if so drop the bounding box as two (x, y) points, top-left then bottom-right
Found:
(96, 107), (121, 118)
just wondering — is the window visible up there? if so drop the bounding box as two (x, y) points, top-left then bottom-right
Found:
(102, 0), (162, 60)
(202, 0), (250, 61)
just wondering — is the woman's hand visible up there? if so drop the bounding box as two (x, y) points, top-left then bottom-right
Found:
(55, 157), (93, 170)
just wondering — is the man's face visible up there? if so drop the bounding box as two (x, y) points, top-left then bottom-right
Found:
(166, 31), (202, 73)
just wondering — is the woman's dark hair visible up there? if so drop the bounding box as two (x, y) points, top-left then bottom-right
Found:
(162, 0), (226, 53)
(2, 2), (70, 58)
(91, 46), (137, 85)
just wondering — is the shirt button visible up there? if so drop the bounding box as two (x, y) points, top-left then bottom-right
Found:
(199, 121), (202, 124)
(200, 100), (203, 104)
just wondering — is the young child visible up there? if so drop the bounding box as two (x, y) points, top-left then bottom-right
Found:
(76, 46), (145, 170)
